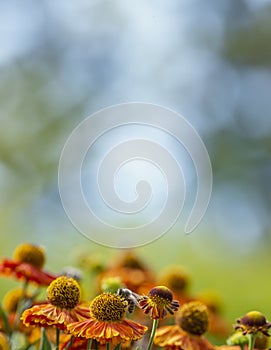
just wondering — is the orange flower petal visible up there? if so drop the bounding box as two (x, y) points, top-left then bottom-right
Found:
(21, 303), (89, 330)
(68, 318), (147, 345)
(0, 259), (56, 285)
(155, 325), (215, 350)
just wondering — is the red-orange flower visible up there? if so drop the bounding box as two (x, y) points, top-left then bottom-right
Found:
(139, 286), (179, 320)
(154, 325), (215, 350)
(60, 336), (87, 350)
(67, 293), (148, 346)
(21, 276), (89, 330)
(215, 347), (241, 350)
(0, 243), (56, 286)
(98, 250), (155, 294)
(196, 291), (231, 338)
(158, 265), (192, 304)
(60, 337), (132, 350)
(154, 301), (215, 350)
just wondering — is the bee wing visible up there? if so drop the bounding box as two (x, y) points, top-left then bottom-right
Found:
(132, 292), (143, 300)
(131, 292), (142, 307)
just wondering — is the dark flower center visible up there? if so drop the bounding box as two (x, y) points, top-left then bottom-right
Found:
(177, 301), (209, 336)
(90, 293), (127, 322)
(47, 276), (81, 309)
(149, 286), (173, 302)
(241, 311), (267, 328)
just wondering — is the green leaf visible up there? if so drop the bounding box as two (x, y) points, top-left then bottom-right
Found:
(39, 328), (52, 350)
(0, 305), (12, 337)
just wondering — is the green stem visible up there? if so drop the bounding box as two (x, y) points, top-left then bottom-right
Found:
(106, 343), (110, 350)
(14, 279), (29, 328)
(248, 333), (255, 350)
(39, 328), (46, 350)
(56, 327), (60, 350)
(147, 319), (159, 350)
(0, 306), (12, 338)
(18, 338), (39, 350)
(87, 339), (93, 350)
(22, 279), (29, 296)
(94, 340), (99, 350)
(39, 328), (50, 350)
(113, 344), (121, 350)
(63, 336), (74, 350)
(240, 344), (245, 350)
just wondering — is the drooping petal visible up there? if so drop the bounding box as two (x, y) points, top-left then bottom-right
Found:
(0, 259), (56, 285)
(67, 317), (147, 345)
(21, 303), (89, 330)
(154, 325), (215, 350)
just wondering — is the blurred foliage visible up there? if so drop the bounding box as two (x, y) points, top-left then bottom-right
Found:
(224, 4), (271, 66)
(0, 0), (271, 330)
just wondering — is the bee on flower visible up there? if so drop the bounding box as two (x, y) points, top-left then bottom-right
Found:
(139, 285), (179, 320)
(67, 292), (148, 347)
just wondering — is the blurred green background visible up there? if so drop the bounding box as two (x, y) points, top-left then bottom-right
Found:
(1, 0), (271, 329)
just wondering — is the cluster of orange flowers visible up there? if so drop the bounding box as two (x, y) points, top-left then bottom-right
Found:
(0, 243), (270, 350)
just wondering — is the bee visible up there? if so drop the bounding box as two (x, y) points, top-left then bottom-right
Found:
(116, 288), (142, 314)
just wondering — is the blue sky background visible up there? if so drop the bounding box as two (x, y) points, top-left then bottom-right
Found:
(1, 0), (271, 256)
